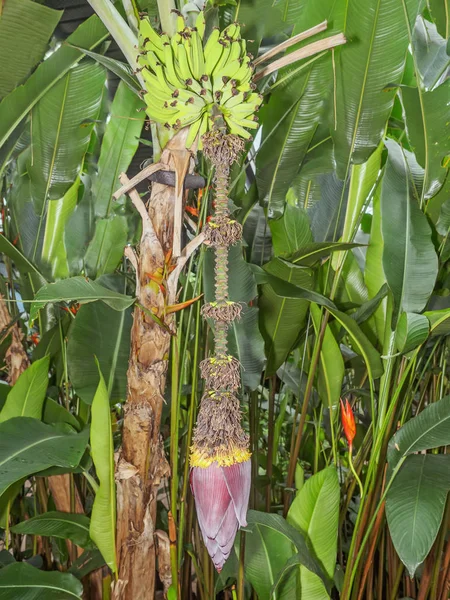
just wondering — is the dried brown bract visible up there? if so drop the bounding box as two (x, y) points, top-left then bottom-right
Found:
(191, 392), (249, 467)
(200, 355), (241, 391)
(204, 216), (243, 246)
(202, 130), (245, 167)
(201, 301), (243, 323)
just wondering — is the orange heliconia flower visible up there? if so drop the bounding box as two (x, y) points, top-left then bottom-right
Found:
(340, 398), (356, 450)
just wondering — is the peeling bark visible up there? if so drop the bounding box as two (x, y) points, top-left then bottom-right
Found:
(0, 293), (29, 383)
(114, 130), (193, 599)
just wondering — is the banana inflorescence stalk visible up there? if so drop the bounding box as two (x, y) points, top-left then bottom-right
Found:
(138, 10), (260, 570)
(192, 128), (250, 469)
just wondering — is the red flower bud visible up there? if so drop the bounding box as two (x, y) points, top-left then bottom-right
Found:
(340, 398), (356, 450)
(190, 460), (251, 572)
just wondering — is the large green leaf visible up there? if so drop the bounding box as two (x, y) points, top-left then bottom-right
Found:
(387, 394), (450, 469)
(0, 233), (46, 284)
(332, 0), (421, 175)
(67, 302), (132, 404)
(256, 0), (345, 218)
(244, 517), (296, 600)
(28, 60), (105, 209)
(246, 510), (330, 597)
(428, 0), (450, 37)
(396, 312), (430, 353)
(412, 17), (450, 91)
(401, 81), (450, 201)
(258, 259), (313, 375)
(68, 549), (106, 580)
(332, 144), (382, 271)
(11, 511), (93, 549)
(308, 172), (348, 242)
(310, 304), (343, 419)
(64, 186), (96, 276)
(89, 366), (117, 575)
(93, 82), (144, 217)
(328, 308), (383, 379)
(0, 562), (82, 599)
(41, 180), (80, 280)
(72, 48), (141, 95)
(287, 467), (340, 600)
(0, 418), (89, 495)
(7, 157), (44, 266)
(425, 308), (450, 336)
(381, 139), (438, 322)
(84, 216), (129, 278)
(287, 242), (362, 268)
(0, 356), (50, 423)
(0, 0), (62, 99)
(364, 186), (387, 344)
(386, 454), (450, 577)
(251, 263), (336, 310)
(43, 398), (81, 431)
(270, 205), (312, 256)
(30, 276), (135, 322)
(257, 61), (330, 219)
(0, 14), (109, 150)
(228, 306), (265, 390)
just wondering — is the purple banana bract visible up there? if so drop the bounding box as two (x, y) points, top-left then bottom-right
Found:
(190, 459), (251, 571)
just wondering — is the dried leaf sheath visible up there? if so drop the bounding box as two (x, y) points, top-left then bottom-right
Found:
(114, 131), (192, 600)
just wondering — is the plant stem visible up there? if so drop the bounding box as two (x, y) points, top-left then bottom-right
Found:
(343, 457), (406, 598)
(170, 336), (180, 593)
(237, 530), (246, 600)
(178, 301), (201, 566)
(157, 0), (176, 36)
(265, 377), (275, 512)
(348, 447), (364, 500)
(284, 310), (329, 514)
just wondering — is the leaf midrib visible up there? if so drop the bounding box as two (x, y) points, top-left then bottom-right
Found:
(0, 582), (79, 598)
(0, 432), (65, 470)
(32, 74), (70, 262)
(15, 516), (90, 535)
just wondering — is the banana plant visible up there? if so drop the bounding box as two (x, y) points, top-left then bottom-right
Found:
(0, 1), (449, 600)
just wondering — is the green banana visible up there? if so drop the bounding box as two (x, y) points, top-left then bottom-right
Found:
(176, 43), (193, 81)
(163, 43), (184, 88)
(189, 29), (205, 80)
(212, 40), (232, 77)
(204, 30), (223, 73)
(224, 116), (252, 139)
(138, 11), (260, 142)
(195, 12), (206, 40)
(203, 27), (220, 56)
(185, 113), (203, 148)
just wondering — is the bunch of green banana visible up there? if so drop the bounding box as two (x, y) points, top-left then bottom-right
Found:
(137, 11), (262, 147)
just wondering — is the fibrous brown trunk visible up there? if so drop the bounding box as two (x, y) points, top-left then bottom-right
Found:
(115, 130), (192, 599)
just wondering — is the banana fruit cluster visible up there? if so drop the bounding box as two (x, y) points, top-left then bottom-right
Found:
(137, 12), (262, 147)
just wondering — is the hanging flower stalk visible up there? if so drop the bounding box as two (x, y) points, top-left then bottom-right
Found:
(190, 129), (252, 572)
(136, 10), (261, 572)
